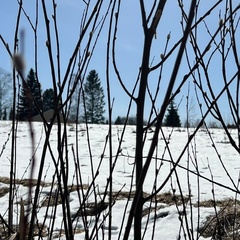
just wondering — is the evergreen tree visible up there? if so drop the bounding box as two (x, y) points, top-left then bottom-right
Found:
(163, 98), (181, 127)
(17, 68), (42, 120)
(115, 116), (123, 124)
(43, 88), (54, 111)
(83, 70), (105, 123)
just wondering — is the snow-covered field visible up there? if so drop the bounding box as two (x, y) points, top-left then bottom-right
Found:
(0, 121), (239, 239)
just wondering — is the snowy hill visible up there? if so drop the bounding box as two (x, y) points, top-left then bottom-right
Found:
(0, 121), (239, 239)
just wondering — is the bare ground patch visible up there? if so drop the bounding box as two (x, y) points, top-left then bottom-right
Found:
(110, 190), (189, 206)
(0, 176), (51, 187)
(0, 187), (9, 197)
(4, 177), (238, 239)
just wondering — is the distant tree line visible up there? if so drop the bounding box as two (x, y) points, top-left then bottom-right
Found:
(1, 67), (218, 128)
(114, 98), (182, 127)
(4, 68), (229, 129)
(11, 67), (184, 125)
(0, 67), (183, 126)
(0, 68), (106, 122)
(114, 116), (140, 125)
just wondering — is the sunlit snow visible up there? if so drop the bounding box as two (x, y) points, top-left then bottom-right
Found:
(0, 121), (239, 239)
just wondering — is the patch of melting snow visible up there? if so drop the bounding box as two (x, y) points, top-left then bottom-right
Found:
(0, 123), (239, 239)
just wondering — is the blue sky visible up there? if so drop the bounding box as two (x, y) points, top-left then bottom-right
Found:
(0, 1), (239, 124)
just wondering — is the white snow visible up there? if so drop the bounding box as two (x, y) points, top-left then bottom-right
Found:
(0, 121), (239, 239)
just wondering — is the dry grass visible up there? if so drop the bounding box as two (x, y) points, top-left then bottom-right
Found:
(0, 176), (93, 237)
(0, 187), (9, 197)
(198, 198), (240, 239)
(0, 176), (51, 187)
(153, 191), (189, 206)
(194, 198), (240, 208)
(3, 176), (238, 239)
(41, 193), (63, 207)
(110, 190), (188, 204)
(0, 221), (48, 239)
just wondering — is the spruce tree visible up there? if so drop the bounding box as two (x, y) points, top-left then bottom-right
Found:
(163, 98), (181, 127)
(42, 88), (54, 112)
(17, 68), (42, 120)
(83, 70), (105, 123)
(115, 116), (123, 124)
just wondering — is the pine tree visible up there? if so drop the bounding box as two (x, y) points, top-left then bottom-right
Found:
(17, 68), (42, 120)
(115, 116), (123, 124)
(43, 88), (54, 112)
(83, 70), (105, 123)
(163, 98), (181, 127)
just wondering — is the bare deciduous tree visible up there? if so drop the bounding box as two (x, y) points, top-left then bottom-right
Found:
(0, 68), (12, 119)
